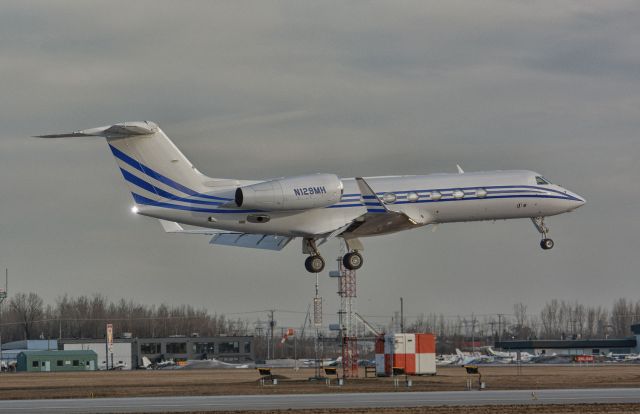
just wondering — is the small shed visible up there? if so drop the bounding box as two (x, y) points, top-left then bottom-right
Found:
(375, 333), (436, 376)
(17, 350), (97, 372)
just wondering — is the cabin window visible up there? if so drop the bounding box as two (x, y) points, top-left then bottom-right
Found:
(536, 176), (551, 185)
(57, 360), (63, 367)
(430, 191), (442, 201)
(382, 193), (397, 204)
(406, 192), (419, 202)
(32, 361), (39, 368)
(73, 360), (80, 366)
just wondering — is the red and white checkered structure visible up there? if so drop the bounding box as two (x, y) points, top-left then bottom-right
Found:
(375, 333), (436, 376)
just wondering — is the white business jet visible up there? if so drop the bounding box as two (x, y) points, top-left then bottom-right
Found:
(36, 121), (585, 273)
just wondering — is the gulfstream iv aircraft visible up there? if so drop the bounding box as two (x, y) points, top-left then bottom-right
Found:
(37, 121), (585, 273)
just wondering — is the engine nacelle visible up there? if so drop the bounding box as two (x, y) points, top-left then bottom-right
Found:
(235, 173), (343, 211)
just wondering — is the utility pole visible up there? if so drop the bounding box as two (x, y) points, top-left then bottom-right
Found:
(489, 320), (497, 341)
(268, 310), (275, 360)
(400, 297), (404, 332)
(0, 269), (7, 368)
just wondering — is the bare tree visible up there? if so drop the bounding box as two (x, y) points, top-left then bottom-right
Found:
(611, 298), (634, 337)
(10, 292), (44, 339)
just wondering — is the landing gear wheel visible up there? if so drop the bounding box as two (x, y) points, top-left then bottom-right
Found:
(343, 252), (363, 270)
(305, 255), (325, 273)
(540, 238), (554, 250)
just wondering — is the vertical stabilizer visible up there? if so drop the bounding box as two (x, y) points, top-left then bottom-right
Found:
(106, 122), (210, 202)
(36, 121), (221, 204)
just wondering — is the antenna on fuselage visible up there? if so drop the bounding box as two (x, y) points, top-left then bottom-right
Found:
(456, 164), (465, 174)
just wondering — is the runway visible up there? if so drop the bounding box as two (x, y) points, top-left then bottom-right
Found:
(1, 388), (640, 413)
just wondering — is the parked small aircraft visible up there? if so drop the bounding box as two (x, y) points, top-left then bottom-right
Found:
(37, 121), (585, 273)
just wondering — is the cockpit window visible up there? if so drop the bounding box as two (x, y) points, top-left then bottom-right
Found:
(536, 176), (551, 185)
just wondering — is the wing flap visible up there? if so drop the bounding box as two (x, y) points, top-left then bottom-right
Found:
(210, 233), (293, 251)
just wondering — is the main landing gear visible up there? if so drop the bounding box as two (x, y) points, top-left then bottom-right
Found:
(342, 251), (363, 270)
(303, 239), (325, 273)
(531, 217), (554, 250)
(302, 239), (365, 273)
(305, 255), (325, 273)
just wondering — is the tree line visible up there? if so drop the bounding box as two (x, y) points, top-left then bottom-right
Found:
(0, 293), (249, 342)
(2, 293), (640, 358)
(406, 298), (640, 353)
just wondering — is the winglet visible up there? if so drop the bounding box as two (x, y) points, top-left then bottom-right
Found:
(355, 177), (388, 213)
(159, 219), (184, 233)
(456, 164), (464, 174)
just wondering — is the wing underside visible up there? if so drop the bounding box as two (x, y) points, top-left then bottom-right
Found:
(158, 220), (292, 251)
(210, 233), (292, 250)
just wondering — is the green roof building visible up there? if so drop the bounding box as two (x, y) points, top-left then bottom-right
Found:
(17, 350), (97, 372)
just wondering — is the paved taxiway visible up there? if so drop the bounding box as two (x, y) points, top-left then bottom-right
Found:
(1, 388), (640, 413)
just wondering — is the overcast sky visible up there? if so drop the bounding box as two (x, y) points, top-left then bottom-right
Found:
(0, 1), (638, 328)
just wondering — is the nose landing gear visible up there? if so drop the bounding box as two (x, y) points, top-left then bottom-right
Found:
(531, 217), (554, 250)
(540, 238), (554, 250)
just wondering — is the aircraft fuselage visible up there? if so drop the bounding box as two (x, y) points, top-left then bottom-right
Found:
(137, 169), (584, 238)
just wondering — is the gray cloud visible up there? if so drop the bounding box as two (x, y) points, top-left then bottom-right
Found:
(1, 1), (639, 327)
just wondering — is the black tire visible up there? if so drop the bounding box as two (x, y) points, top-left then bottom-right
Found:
(305, 255), (325, 273)
(540, 238), (554, 250)
(343, 252), (363, 270)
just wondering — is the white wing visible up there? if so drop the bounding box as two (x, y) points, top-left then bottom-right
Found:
(158, 220), (292, 251)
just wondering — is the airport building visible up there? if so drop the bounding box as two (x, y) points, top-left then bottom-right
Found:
(0, 339), (58, 368)
(59, 335), (254, 369)
(496, 324), (640, 356)
(134, 336), (254, 365)
(16, 350), (97, 372)
(61, 338), (135, 370)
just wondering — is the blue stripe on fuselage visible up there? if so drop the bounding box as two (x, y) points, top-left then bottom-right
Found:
(109, 145), (230, 201)
(120, 169), (224, 206)
(132, 193), (258, 213)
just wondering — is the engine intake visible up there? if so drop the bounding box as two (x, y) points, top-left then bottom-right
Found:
(235, 173), (343, 211)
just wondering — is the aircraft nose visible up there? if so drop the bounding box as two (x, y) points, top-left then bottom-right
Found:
(568, 191), (586, 210)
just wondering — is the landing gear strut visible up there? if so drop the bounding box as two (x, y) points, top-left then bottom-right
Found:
(531, 217), (554, 250)
(343, 251), (363, 270)
(303, 239), (325, 273)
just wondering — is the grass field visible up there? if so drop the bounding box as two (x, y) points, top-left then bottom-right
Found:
(1, 365), (640, 400)
(188, 405), (640, 414)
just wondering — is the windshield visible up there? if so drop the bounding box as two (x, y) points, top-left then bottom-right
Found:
(536, 176), (552, 185)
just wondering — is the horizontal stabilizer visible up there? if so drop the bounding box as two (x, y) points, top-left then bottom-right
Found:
(158, 220), (229, 235)
(210, 233), (292, 251)
(158, 220), (184, 233)
(34, 121), (157, 139)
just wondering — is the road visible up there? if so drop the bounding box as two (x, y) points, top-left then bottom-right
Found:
(1, 388), (639, 413)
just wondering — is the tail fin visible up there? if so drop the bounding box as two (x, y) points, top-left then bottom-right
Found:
(36, 121), (231, 204)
